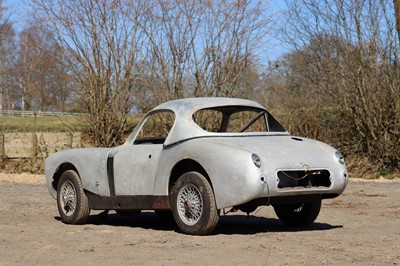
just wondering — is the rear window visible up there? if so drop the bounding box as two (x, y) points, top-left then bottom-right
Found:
(193, 106), (286, 133)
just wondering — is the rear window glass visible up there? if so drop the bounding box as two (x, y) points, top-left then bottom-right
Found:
(226, 111), (267, 132)
(193, 106), (268, 133)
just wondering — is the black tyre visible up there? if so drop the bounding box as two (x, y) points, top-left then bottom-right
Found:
(57, 170), (90, 224)
(171, 172), (219, 235)
(273, 200), (321, 227)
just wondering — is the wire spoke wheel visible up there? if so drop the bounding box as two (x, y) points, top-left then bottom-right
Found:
(172, 172), (219, 235)
(177, 184), (203, 226)
(60, 180), (77, 217)
(56, 170), (90, 224)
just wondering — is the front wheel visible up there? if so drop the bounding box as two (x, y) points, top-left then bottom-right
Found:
(171, 172), (219, 235)
(273, 200), (321, 227)
(57, 170), (90, 224)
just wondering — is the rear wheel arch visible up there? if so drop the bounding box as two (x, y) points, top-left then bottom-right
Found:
(169, 159), (211, 192)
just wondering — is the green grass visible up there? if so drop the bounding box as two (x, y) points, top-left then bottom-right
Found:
(0, 114), (143, 133)
(0, 116), (83, 132)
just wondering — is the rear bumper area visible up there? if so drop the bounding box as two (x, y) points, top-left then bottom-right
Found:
(235, 193), (340, 210)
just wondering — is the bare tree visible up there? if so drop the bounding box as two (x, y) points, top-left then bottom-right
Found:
(33, 0), (144, 146)
(0, 2), (16, 113)
(0, 0), (6, 112)
(395, 0), (400, 42)
(136, 0), (273, 107)
(15, 25), (71, 111)
(275, 0), (400, 174)
(32, 0), (274, 145)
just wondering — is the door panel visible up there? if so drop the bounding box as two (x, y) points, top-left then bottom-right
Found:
(113, 144), (163, 195)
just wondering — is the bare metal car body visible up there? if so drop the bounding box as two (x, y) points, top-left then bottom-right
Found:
(45, 98), (348, 235)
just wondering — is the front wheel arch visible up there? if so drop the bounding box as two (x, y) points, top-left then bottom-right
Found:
(52, 163), (79, 192)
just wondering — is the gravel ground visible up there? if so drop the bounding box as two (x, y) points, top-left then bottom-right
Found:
(0, 174), (399, 266)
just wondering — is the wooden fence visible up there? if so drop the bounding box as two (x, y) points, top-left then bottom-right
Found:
(0, 110), (85, 117)
(0, 132), (82, 159)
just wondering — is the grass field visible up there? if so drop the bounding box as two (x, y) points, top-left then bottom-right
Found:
(0, 114), (143, 133)
(0, 116), (84, 132)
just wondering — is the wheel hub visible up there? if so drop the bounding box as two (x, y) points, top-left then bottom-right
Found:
(177, 184), (203, 226)
(184, 200), (193, 211)
(60, 180), (77, 216)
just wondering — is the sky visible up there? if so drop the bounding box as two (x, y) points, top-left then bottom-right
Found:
(3, 0), (31, 28)
(2, 0), (290, 62)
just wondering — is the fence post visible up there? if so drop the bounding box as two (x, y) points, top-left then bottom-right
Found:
(31, 133), (37, 158)
(67, 132), (73, 148)
(0, 134), (4, 162)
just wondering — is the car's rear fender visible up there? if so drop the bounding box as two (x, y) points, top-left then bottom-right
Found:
(155, 140), (265, 209)
(169, 159), (211, 192)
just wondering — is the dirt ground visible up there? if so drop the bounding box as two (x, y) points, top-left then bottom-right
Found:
(0, 174), (399, 266)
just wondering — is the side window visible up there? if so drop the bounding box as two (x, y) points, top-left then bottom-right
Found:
(135, 111), (175, 144)
(193, 109), (223, 132)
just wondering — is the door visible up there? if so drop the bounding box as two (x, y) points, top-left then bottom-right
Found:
(113, 144), (163, 195)
(112, 110), (175, 196)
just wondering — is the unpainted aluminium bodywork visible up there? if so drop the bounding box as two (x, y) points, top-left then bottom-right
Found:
(45, 97), (348, 211)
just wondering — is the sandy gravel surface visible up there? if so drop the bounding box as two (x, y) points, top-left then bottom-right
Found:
(0, 174), (399, 265)
(0, 173), (44, 184)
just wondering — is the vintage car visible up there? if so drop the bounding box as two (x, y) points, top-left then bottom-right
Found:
(45, 97), (348, 235)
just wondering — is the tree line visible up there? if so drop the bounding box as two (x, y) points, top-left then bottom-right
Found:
(0, 0), (399, 176)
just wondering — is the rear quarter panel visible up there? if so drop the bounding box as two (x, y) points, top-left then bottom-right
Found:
(153, 139), (265, 209)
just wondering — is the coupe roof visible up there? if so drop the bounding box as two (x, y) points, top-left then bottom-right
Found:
(126, 97), (280, 146)
(152, 97), (265, 115)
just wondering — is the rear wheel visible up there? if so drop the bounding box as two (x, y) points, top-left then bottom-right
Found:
(171, 172), (219, 235)
(273, 200), (321, 227)
(57, 170), (90, 224)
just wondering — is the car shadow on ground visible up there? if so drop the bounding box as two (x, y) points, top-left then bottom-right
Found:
(214, 215), (342, 235)
(55, 211), (342, 235)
